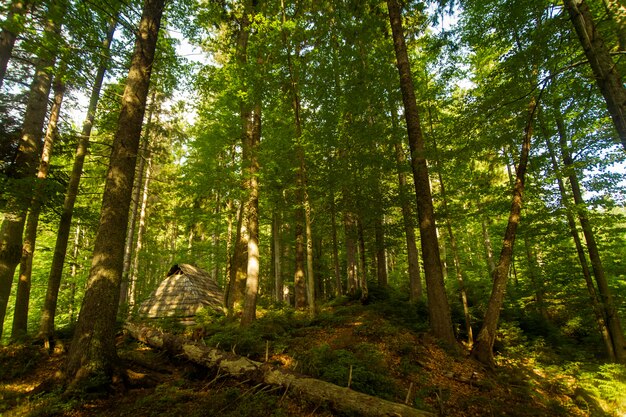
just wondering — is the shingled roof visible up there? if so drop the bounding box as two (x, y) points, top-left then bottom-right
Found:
(138, 264), (224, 318)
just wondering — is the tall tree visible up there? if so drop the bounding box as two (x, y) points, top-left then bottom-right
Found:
(386, 0), (456, 348)
(471, 93), (539, 368)
(64, 0), (165, 385)
(11, 75), (65, 340)
(562, 0), (626, 151)
(40, 16), (118, 342)
(0, 1), (64, 339)
(556, 110), (626, 362)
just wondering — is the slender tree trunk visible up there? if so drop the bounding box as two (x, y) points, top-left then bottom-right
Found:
(241, 102), (261, 326)
(471, 94), (539, 368)
(523, 236), (548, 319)
(0, 3), (62, 339)
(375, 215), (388, 287)
(344, 211), (358, 295)
(563, 0), (626, 151)
(227, 201), (248, 312)
(64, 0), (165, 385)
(11, 77), (65, 340)
(357, 219), (369, 301)
(68, 224), (81, 325)
(386, 0), (455, 347)
(439, 174), (473, 347)
(393, 137), (422, 302)
(272, 210), (283, 302)
(0, 0), (28, 89)
(543, 131), (616, 360)
(294, 203), (307, 308)
(40, 16), (117, 341)
(128, 152), (152, 313)
(304, 192), (315, 313)
(330, 189), (342, 297)
(120, 91), (156, 308)
(281, 3), (312, 311)
(481, 219), (496, 274)
(429, 106), (473, 346)
(556, 113), (626, 362)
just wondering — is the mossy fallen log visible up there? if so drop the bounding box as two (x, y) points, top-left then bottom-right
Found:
(125, 323), (434, 417)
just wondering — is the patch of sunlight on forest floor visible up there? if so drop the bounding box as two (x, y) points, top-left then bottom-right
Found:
(1, 291), (626, 416)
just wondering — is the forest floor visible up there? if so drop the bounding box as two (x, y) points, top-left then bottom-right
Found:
(1, 291), (625, 416)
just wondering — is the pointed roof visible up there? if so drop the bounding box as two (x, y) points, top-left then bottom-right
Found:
(138, 264), (224, 318)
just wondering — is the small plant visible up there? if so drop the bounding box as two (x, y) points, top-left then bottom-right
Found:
(298, 343), (397, 399)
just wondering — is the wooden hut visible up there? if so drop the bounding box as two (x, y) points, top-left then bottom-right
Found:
(138, 264), (224, 318)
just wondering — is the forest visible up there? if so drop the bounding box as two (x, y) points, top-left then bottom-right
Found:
(1, 0), (626, 415)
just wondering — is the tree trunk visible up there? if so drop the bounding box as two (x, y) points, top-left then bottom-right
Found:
(330, 189), (342, 297)
(562, 0), (626, 151)
(0, 2), (63, 339)
(481, 219), (496, 275)
(375, 215), (388, 287)
(543, 131), (615, 360)
(471, 94), (538, 368)
(125, 323), (435, 417)
(0, 0), (28, 89)
(393, 138), (422, 302)
(523, 236), (548, 319)
(11, 77), (65, 340)
(241, 102), (261, 326)
(226, 201), (248, 313)
(294, 204), (307, 308)
(304, 188), (315, 313)
(40, 16), (117, 341)
(64, 0), (165, 385)
(272, 210), (283, 302)
(344, 211), (358, 295)
(68, 224), (81, 325)
(128, 151), (152, 313)
(121, 91), (156, 309)
(429, 107), (473, 347)
(386, 0), (456, 348)
(357, 219), (369, 301)
(556, 113), (626, 363)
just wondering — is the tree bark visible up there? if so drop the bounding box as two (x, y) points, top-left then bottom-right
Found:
(0, 0), (29, 89)
(128, 150), (152, 313)
(556, 113), (626, 362)
(562, 0), (626, 151)
(481, 219), (496, 275)
(471, 95), (538, 368)
(241, 102), (261, 326)
(226, 201), (248, 313)
(0, 2), (62, 339)
(330, 188), (343, 297)
(40, 16), (117, 341)
(357, 219), (369, 301)
(272, 210), (283, 302)
(344, 211), (359, 295)
(64, 0), (165, 385)
(386, 0), (456, 348)
(121, 91), (156, 309)
(125, 323), (435, 417)
(11, 77), (65, 340)
(375, 215), (388, 287)
(393, 135), (422, 302)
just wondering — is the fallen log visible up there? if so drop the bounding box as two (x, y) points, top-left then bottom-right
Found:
(125, 323), (434, 417)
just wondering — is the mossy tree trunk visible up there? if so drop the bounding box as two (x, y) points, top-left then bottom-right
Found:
(64, 0), (165, 385)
